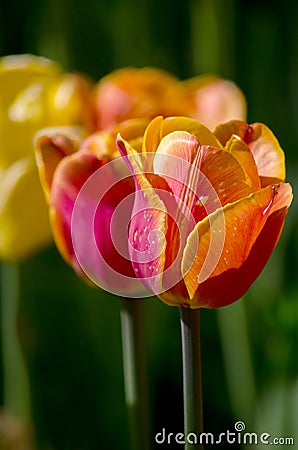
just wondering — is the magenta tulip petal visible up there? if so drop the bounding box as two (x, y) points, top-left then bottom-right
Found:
(117, 136), (169, 294)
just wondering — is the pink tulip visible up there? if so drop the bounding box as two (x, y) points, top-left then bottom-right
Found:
(35, 120), (149, 295)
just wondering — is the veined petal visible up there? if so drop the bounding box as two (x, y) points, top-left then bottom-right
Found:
(224, 135), (261, 191)
(154, 131), (256, 226)
(153, 130), (200, 202)
(214, 120), (285, 183)
(182, 183), (293, 308)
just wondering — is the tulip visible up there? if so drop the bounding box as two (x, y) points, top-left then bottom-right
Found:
(35, 119), (149, 293)
(35, 119), (154, 450)
(0, 54), (94, 261)
(183, 74), (247, 130)
(118, 116), (293, 308)
(94, 67), (185, 130)
(94, 67), (246, 131)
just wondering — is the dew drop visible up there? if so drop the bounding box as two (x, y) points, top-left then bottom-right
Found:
(262, 185), (276, 217)
(199, 195), (208, 206)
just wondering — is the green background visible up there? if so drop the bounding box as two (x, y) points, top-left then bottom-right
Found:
(0, 0), (297, 448)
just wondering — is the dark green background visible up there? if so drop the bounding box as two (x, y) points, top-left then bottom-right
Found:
(0, 0), (297, 449)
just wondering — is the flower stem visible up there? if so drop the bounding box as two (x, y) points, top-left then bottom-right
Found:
(179, 307), (204, 449)
(1, 263), (31, 420)
(120, 298), (150, 450)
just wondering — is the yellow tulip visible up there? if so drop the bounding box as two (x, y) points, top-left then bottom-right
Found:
(0, 54), (94, 261)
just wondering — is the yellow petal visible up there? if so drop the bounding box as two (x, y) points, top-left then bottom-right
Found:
(0, 54), (60, 109)
(0, 157), (52, 261)
(47, 73), (96, 130)
(224, 135), (261, 191)
(214, 120), (285, 183)
(0, 55), (93, 168)
(142, 116), (221, 155)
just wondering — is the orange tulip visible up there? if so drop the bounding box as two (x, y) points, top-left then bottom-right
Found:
(94, 67), (246, 131)
(35, 66), (247, 292)
(118, 116), (292, 307)
(183, 75), (247, 130)
(94, 67), (186, 130)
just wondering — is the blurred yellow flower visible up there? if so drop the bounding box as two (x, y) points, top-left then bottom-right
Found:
(0, 54), (94, 261)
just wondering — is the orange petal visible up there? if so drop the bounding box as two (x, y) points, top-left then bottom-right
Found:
(154, 131), (255, 225)
(113, 118), (149, 151)
(214, 120), (285, 183)
(161, 117), (221, 146)
(142, 116), (164, 154)
(213, 120), (248, 146)
(142, 116), (221, 155)
(224, 135), (261, 191)
(182, 182), (293, 308)
(245, 123), (285, 184)
(94, 67), (183, 130)
(35, 126), (84, 200)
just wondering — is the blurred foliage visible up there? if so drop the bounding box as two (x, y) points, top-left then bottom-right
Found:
(0, 0), (297, 449)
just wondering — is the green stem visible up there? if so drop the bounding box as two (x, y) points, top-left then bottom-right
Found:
(1, 263), (31, 420)
(120, 298), (150, 450)
(179, 307), (204, 450)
